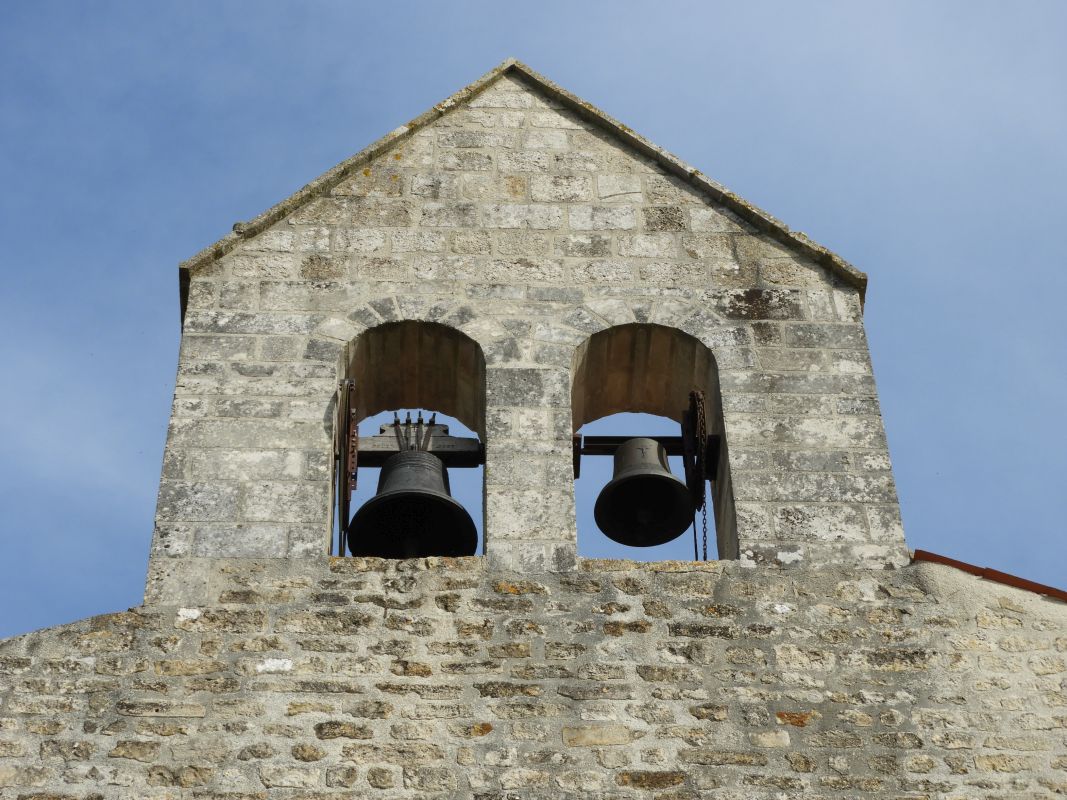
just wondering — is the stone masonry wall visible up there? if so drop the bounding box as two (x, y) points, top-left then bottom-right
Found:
(153, 69), (906, 598)
(1, 559), (1065, 799)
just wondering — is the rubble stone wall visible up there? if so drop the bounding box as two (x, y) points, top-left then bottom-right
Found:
(1, 559), (1065, 798)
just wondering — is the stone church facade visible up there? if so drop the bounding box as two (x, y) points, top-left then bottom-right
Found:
(1, 60), (1064, 798)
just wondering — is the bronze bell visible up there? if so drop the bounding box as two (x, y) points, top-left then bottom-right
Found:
(347, 450), (477, 559)
(594, 437), (695, 547)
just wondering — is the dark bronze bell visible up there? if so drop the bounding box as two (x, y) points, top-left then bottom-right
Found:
(594, 437), (695, 547)
(347, 451), (478, 559)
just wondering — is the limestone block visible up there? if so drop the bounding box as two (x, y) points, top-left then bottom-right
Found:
(438, 150), (494, 171)
(568, 205), (636, 230)
(553, 233), (610, 257)
(498, 151), (553, 172)
(572, 258), (636, 283)
(529, 175), (593, 202)
(773, 504), (868, 541)
(618, 232), (676, 258)
(494, 230), (549, 256)
(239, 482), (330, 523)
(388, 228), (446, 253)
(331, 228), (388, 253)
(332, 167), (404, 198)
(348, 198), (414, 227)
(191, 524), (287, 558)
(156, 482), (240, 522)
(419, 202), (477, 227)
(521, 129), (568, 149)
(597, 174), (642, 202)
(484, 203), (563, 229)
(184, 310), (321, 335)
(484, 258), (565, 283)
(643, 206), (687, 231)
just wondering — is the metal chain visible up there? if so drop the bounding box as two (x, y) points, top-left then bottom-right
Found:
(695, 391), (709, 561)
(696, 392), (708, 472)
(701, 505), (709, 562)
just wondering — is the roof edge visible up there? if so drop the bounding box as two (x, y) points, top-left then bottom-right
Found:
(180, 57), (867, 300)
(912, 549), (1067, 603)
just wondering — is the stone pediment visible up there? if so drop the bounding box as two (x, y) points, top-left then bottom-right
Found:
(179, 59), (866, 303)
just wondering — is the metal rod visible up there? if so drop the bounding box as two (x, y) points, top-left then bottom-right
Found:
(580, 435), (719, 459)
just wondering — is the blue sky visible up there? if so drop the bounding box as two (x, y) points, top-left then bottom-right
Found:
(1, 1), (1064, 638)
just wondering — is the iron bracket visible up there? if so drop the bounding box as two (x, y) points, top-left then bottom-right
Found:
(571, 434), (719, 480)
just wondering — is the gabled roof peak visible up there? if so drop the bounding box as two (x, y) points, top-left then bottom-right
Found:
(181, 58), (866, 298)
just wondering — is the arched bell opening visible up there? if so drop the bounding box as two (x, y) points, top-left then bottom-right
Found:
(571, 323), (737, 561)
(347, 320), (485, 439)
(331, 321), (486, 558)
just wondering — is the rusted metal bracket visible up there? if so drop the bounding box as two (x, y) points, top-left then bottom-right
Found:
(333, 380), (356, 556)
(347, 415), (359, 490)
(682, 390), (709, 510)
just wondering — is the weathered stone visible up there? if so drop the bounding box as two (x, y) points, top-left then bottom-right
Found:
(603, 620), (652, 636)
(259, 764), (319, 788)
(484, 203), (563, 229)
(562, 724), (639, 746)
(174, 608), (266, 633)
(366, 766), (395, 788)
(714, 288), (804, 320)
(679, 749), (769, 766)
(474, 681), (542, 698)
(3, 551), (1066, 796)
(342, 742), (444, 764)
(314, 720), (373, 740)
(115, 700), (207, 718)
(146, 765), (213, 787)
(569, 205), (636, 230)
(39, 740), (93, 760)
(598, 174), (642, 201)
(642, 206), (687, 231)
(291, 743), (325, 761)
(107, 740), (160, 761)
(237, 742), (274, 760)
(404, 765), (458, 791)
(616, 770), (686, 788)
(530, 175), (592, 202)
